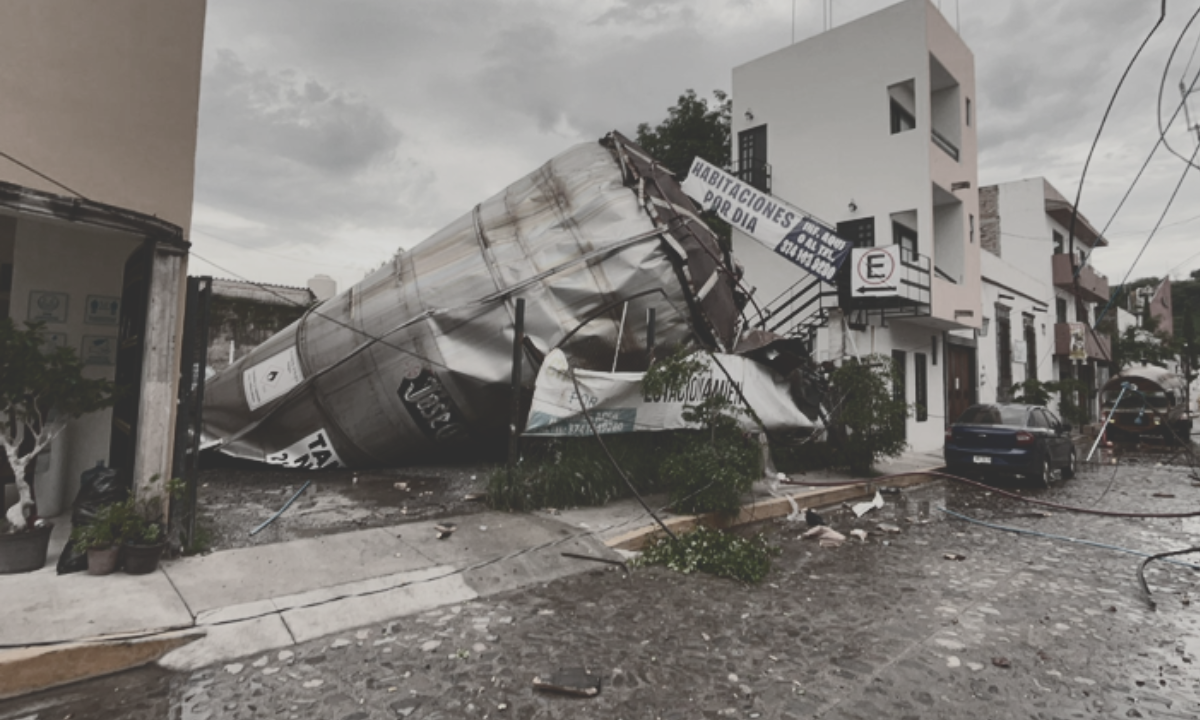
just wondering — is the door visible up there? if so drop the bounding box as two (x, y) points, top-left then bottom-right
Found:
(945, 343), (975, 427)
(108, 240), (155, 491)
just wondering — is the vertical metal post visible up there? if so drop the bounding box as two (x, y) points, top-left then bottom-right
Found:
(508, 298), (525, 468)
(646, 307), (656, 366)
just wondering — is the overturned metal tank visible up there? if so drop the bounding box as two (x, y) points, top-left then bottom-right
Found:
(203, 132), (745, 468)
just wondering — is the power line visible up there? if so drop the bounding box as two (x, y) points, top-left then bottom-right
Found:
(0, 149), (89, 200)
(1157, 4), (1200, 170)
(1064, 0), (1166, 262)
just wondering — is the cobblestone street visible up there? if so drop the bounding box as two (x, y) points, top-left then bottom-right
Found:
(4, 454), (1199, 719)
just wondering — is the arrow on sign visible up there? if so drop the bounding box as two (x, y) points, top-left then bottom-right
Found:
(856, 286), (898, 294)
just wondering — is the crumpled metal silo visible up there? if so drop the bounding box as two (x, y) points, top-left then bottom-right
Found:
(202, 132), (745, 468)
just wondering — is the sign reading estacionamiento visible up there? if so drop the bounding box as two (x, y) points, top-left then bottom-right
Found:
(680, 156), (850, 282)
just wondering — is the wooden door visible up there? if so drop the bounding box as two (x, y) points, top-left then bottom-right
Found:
(945, 343), (975, 427)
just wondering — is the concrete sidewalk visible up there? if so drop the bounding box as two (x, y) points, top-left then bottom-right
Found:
(0, 453), (942, 699)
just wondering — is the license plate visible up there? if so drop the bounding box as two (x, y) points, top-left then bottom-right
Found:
(973, 455), (992, 464)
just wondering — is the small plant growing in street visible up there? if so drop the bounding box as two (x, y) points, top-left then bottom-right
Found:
(633, 526), (779, 584)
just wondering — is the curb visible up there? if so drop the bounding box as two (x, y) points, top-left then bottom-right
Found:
(0, 628), (204, 701)
(605, 470), (938, 551)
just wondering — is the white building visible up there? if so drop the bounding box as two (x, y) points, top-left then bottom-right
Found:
(730, 0), (981, 452)
(976, 178), (1111, 423)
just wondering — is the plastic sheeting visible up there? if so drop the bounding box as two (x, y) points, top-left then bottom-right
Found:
(202, 132), (747, 468)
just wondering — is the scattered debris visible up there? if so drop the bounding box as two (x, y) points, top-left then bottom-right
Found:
(992, 657), (1011, 669)
(876, 522), (902, 534)
(802, 525), (846, 548)
(435, 523), (457, 540)
(850, 529), (868, 542)
(1152, 493), (1176, 498)
(532, 668), (602, 697)
(804, 508), (826, 527)
(852, 491), (884, 518)
(943, 553), (966, 561)
(561, 551), (629, 573)
(394, 482), (408, 491)
(463, 492), (486, 502)
(224, 663), (244, 675)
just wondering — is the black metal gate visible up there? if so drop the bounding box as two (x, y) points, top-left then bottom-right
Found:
(169, 276), (213, 547)
(108, 240), (156, 492)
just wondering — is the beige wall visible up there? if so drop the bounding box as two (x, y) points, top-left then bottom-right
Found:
(0, 0), (206, 234)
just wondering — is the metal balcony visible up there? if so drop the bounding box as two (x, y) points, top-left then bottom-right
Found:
(1052, 253), (1109, 304)
(1054, 322), (1112, 363)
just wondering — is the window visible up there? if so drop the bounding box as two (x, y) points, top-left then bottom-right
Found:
(737, 126), (769, 192)
(965, 97), (972, 127)
(893, 221), (917, 260)
(892, 350), (908, 438)
(1052, 231), (1064, 254)
(888, 80), (916, 134)
(1023, 315), (1037, 381)
(1028, 410), (1049, 429)
(891, 100), (916, 133)
(838, 217), (876, 249)
(914, 353), (928, 422)
(1075, 300), (1088, 324)
(969, 213), (975, 244)
(1056, 297), (1067, 324)
(996, 305), (1012, 402)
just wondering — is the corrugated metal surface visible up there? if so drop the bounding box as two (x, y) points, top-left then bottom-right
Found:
(202, 132), (745, 468)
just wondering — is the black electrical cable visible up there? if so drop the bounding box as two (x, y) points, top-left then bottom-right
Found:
(1158, 3), (1200, 171)
(0, 149), (90, 200)
(1138, 545), (1200, 610)
(566, 365), (678, 541)
(1065, 0), (1166, 261)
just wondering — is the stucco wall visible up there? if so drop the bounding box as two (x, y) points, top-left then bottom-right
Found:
(0, 0), (206, 234)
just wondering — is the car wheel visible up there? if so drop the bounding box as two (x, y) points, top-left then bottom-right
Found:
(1062, 448), (1077, 479)
(1039, 456), (1053, 488)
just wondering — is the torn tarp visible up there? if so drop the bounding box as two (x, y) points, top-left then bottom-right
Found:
(524, 349), (814, 436)
(202, 132), (746, 468)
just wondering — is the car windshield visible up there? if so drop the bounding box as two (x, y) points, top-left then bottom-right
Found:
(957, 405), (1028, 426)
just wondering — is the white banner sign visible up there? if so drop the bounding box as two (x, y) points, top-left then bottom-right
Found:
(680, 157), (850, 282)
(524, 349), (813, 437)
(243, 347), (305, 411)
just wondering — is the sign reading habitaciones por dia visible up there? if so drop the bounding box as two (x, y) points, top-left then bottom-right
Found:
(679, 156), (851, 282)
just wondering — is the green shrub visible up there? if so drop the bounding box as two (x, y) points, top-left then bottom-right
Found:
(633, 526), (779, 583)
(826, 355), (909, 474)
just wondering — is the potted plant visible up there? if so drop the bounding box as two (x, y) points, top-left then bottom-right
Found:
(1, 319), (118, 573)
(69, 503), (125, 576)
(116, 475), (179, 575)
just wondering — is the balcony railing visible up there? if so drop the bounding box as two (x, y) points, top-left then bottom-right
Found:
(1051, 253), (1109, 304)
(1054, 322), (1112, 363)
(931, 127), (959, 161)
(730, 159), (771, 193)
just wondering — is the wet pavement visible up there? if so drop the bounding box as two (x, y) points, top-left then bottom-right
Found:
(194, 463), (491, 552)
(4, 450), (1199, 719)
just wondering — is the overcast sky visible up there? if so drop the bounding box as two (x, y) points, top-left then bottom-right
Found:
(190, 0), (1200, 296)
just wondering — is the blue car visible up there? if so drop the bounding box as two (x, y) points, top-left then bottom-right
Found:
(944, 403), (1077, 485)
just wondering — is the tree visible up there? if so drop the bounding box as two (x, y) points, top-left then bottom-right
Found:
(635, 89), (731, 177)
(826, 355), (909, 474)
(2, 319), (119, 530)
(636, 89), (733, 248)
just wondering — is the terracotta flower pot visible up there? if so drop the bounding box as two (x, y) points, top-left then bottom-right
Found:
(122, 542), (165, 575)
(86, 545), (121, 576)
(0, 521), (54, 574)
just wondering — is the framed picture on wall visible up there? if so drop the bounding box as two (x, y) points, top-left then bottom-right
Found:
(28, 290), (69, 323)
(84, 295), (121, 326)
(80, 335), (117, 366)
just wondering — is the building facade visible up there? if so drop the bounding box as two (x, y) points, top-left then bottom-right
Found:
(0, 0), (206, 516)
(730, 0), (981, 452)
(975, 178), (1111, 424)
